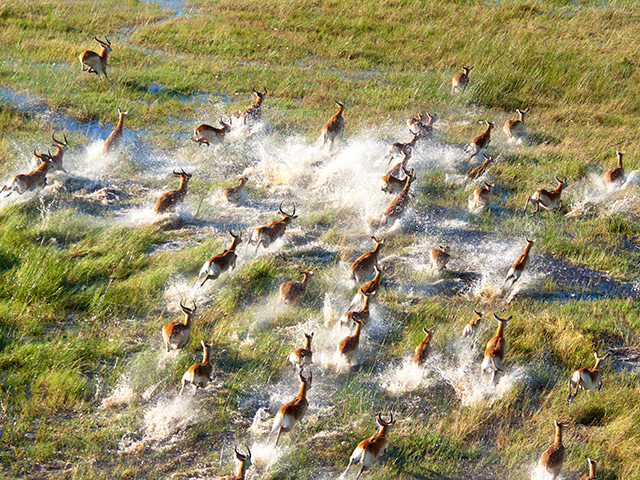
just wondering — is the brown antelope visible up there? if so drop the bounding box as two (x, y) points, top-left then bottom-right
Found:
(463, 310), (483, 337)
(451, 66), (473, 94)
(502, 238), (534, 291)
(341, 292), (372, 329)
(79, 36), (112, 80)
(465, 153), (492, 180)
(288, 332), (314, 370)
(384, 133), (420, 164)
(466, 121), (493, 159)
(190, 117), (232, 148)
(480, 313), (511, 383)
(102, 107), (127, 155)
(268, 370), (312, 446)
(380, 154), (410, 194)
(338, 318), (364, 361)
(407, 113), (436, 138)
(224, 176), (248, 204)
(604, 150), (625, 184)
(503, 108), (529, 141)
(538, 420), (568, 480)
(321, 101), (345, 151)
(342, 413), (395, 480)
(194, 231), (242, 287)
(579, 458), (598, 480)
(162, 300), (197, 352)
(251, 201), (297, 251)
(350, 236), (385, 283)
(567, 351), (609, 401)
(523, 176), (567, 214)
(49, 133), (69, 172)
(219, 447), (252, 480)
(179, 340), (213, 396)
(1, 151), (53, 197)
(153, 168), (192, 215)
(430, 246), (450, 271)
(413, 328), (434, 366)
(280, 270), (313, 304)
(469, 182), (494, 210)
(381, 169), (415, 224)
(241, 87), (267, 126)
(350, 265), (382, 311)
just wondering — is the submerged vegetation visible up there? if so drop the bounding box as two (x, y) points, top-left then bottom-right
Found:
(0, 0), (640, 479)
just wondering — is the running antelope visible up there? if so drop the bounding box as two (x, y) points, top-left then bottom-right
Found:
(384, 132), (420, 164)
(604, 150), (625, 184)
(466, 121), (493, 159)
(381, 169), (415, 224)
(407, 113), (436, 138)
(503, 108), (529, 141)
(280, 270), (313, 304)
(102, 107), (127, 155)
(451, 66), (473, 93)
(194, 231), (242, 287)
(321, 101), (345, 151)
(241, 87), (267, 126)
(268, 370), (312, 446)
(465, 153), (492, 180)
(190, 117), (232, 148)
(350, 265), (382, 311)
(523, 176), (567, 214)
(153, 169), (192, 215)
(341, 292), (372, 329)
(79, 36), (112, 80)
(342, 413), (395, 480)
(338, 318), (364, 361)
(413, 328), (434, 366)
(538, 420), (568, 480)
(380, 155), (410, 194)
(579, 458), (598, 480)
(1, 151), (53, 197)
(350, 236), (385, 283)
(463, 310), (483, 337)
(430, 246), (450, 271)
(179, 340), (213, 396)
(219, 447), (252, 480)
(502, 238), (534, 291)
(481, 313), (511, 383)
(49, 133), (69, 172)
(224, 176), (248, 204)
(162, 300), (197, 352)
(469, 182), (494, 211)
(289, 332), (314, 370)
(251, 201), (297, 251)
(567, 351), (608, 401)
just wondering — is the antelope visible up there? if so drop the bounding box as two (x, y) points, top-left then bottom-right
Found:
(219, 447), (252, 480)
(579, 458), (598, 480)
(350, 265), (382, 311)
(480, 313), (511, 383)
(350, 236), (385, 283)
(407, 113), (436, 138)
(430, 246), (450, 271)
(567, 351), (609, 402)
(268, 370), (312, 446)
(194, 231), (242, 287)
(413, 328), (434, 366)
(465, 153), (492, 180)
(523, 176), (567, 214)
(604, 150), (625, 184)
(179, 340), (213, 396)
(503, 108), (529, 141)
(538, 420), (568, 480)
(49, 133), (69, 172)
(241, 87), (267, 126)
(451, 66), (473, 94)
(338, 318), (363, 361)
(153, 168), (192, 215)
(462, 310), (483, 337)
(321, 101), (345, 151)
(466, 121), (493, 159)
(288, 332), (314, 370)
(380, 154), (410, 194)
(342, 413), (395, 480)
(162, 300), (196, 352)
(0, 151), (53, 197)
(250, 201), (297, 251)
(381, 169), (415, 224)
(384, 132), (420, 164)
(469, 182), (494, 210)
(224, 176), (248, 204)
(102, 107), (127, 155)
(502, 238), (534, 291)
(190, 117), (232, 148)
(280, 270), (313, 304)
(341, 292), (372, 329)
(79, 36), (112, 80)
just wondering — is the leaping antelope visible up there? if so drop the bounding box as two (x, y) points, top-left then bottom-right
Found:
(465, 154), (492, 180)
(480, 313), (511, 383)
(567, 351), (609, 402)
(502, 238), (534, 291)
(241, 87), (267, 126)
(102, 107), (127, 155)
(462, 310), (483, 337)
(219, 447), (252, 480)
(0, 150), (53, 197)
(381, 169), (415, 224)
(469, 182), (494, 211)
(190, 117), (232, 148)
(153, 168), (192, 215)
(350, 265), (382, 311)
(338, 318), (364, 361)
(350, 236), (385, 283)
(79, 36), (112, 80)
(280, 270), (313, 304)
(342, 413), (395, 480)
(503, 108), (529, 142)
(49, 133), (69, 172)
(179, 340), (213, 396)
(413, 328), (434, 366)
(194, 231), (242, 287)
(407, 113), (436, 138)
(341, 292), (372, 329)
(451, 66), (473, 94)
(250, 201), (298, 251)
(224, 176), (248, 204)
(380, 155), (410, 194)
(430, 246), (450, 271)
(268, 370), (312, 446)
(162, 300), (196, 352)
(321, 101), (345, 151)
(466, 121), (493, 159)
(538, 420), (568, 480)
(579, 458), (598, 480)
(523, 176), (567, 214)
(288, 332), (314, 370)
(604, 150), (625, 184)
(384, 132), (420, 164)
